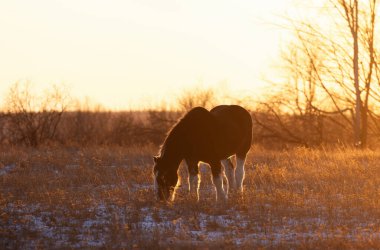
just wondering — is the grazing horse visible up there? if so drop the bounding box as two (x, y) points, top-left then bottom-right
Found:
(153, 105), (252, 201)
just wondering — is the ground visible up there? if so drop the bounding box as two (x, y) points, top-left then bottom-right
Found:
(1, 145), (380, 249)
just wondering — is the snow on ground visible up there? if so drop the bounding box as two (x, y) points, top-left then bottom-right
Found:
(3, 195), (380, 249)
(0, 164), (15, 176)
(2, 164), (380, 248)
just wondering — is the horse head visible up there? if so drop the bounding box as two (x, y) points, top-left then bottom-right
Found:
(153, 156), (178, 201)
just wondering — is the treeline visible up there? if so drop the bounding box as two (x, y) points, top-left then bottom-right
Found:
(1, 106), (379, 148)
(1, 81), (380, 148)
(0, 110), (177, 147)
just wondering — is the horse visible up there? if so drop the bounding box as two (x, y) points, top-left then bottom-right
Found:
(153, 105), (252, 201)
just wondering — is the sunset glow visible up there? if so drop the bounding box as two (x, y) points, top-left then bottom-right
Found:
(1, 0), (300, 109)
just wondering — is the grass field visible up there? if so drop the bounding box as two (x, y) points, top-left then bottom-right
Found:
(1, 145), (380, 249)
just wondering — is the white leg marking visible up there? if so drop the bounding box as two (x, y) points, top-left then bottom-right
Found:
(171, 184), (179, 202)
(235, 156), (246, 192)
(223, 174), (228, 195)
(222, 159), (235, 194)
(189, 174), (200, 201)
(182, 160), (190, 192)
(184, 160), (200, 201)
(213, 173), (226, 201)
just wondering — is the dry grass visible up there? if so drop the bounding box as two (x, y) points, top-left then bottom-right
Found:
(1, 145), (380, 249)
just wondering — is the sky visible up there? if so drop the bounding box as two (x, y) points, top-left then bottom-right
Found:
(0, 0), (300, 110)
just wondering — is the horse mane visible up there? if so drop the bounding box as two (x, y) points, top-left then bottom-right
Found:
(158, 115), (186, 158)
(158, 107), (208, 158)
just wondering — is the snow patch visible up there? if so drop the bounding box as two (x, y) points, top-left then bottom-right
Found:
(0, 164), (16, 176)
(5, 202), (380, 248)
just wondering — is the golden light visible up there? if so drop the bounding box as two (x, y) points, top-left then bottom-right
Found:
(0, 0), (298, 109)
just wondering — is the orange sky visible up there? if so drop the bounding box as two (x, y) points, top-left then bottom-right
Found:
(0, 0), (310, 110)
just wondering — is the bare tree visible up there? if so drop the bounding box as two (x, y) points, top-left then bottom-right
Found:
(4, 82), (70, 146)
(271, 0), (380, 147)
(252, 46), (327, 147)
(177, 86), (218, 112)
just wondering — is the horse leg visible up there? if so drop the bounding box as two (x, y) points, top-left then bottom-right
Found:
(184, 159), (200, 201)
(221, 158), (235, 195)
(211, 161), (227, 202)
(235, 154), (247, 193)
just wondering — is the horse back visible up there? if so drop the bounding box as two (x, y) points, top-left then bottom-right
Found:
(210, 105), (252, 157)
(180, 105), (252, 161)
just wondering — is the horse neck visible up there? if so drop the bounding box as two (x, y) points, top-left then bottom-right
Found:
(160, 125), (184, 169)
(161, 151), (183, 173)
